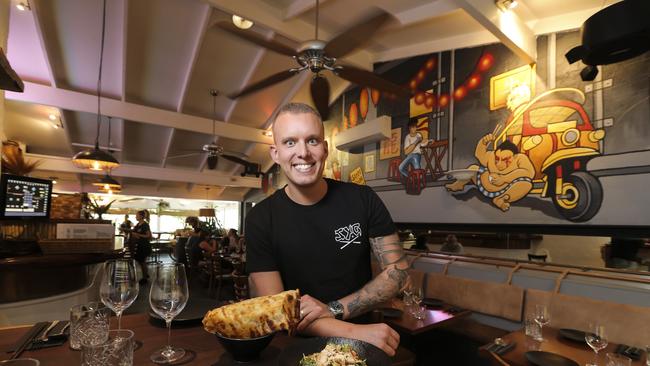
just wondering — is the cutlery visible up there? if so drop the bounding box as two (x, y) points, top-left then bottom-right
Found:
(38, 320), (59, 342)
(9, 322), (48, 359)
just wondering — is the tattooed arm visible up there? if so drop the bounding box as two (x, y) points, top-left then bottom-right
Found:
(338, 232), (410, 319)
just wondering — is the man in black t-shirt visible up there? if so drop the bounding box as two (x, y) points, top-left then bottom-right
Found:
(246, 103), (409, 356)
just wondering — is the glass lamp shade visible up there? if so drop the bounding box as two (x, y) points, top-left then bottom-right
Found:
(199, 208), (215, 217)
(72, 148), (119, 171)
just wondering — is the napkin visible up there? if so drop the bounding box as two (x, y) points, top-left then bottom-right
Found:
(485, 342), (516, 355)
(26, 321), (69, 351)
(614, 344), (642, 360)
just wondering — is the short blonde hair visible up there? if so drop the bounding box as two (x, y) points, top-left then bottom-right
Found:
(274, 102), (321, 123)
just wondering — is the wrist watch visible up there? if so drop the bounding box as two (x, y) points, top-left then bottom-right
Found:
(327, 300), (344, 320)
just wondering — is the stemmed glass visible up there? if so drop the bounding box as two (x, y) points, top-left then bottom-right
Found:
(411, 286), (425, 319)
(149, 263), (189, 364)
(99, 259), (139, 330)
(533, 304), (550, 341)
(585, 323), (608, 366)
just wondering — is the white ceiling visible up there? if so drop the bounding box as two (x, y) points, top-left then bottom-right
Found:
(3, 0), (615, 201)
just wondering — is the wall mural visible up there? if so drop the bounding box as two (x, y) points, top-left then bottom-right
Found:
(325, 30), (650, 226)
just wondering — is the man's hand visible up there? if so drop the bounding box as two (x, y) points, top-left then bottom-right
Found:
(297, 294), (332, 331)
(349, 323), (400, 356)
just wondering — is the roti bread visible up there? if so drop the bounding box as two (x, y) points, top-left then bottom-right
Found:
(203, 289), (300, 338)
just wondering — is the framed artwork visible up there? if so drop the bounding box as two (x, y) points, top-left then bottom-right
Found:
(364, 153), (376, 173)
(380, 128), (402, 160)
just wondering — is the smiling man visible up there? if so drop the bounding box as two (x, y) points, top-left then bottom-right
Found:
(245, 103), (409, 356)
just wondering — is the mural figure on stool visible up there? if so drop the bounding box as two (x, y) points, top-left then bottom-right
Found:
(399, 120), (431, 179)
(446, 134), (535, 211)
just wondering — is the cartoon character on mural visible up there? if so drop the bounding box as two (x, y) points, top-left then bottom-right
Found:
(446, 134), (535, 211)
(446, 80), (607, 222)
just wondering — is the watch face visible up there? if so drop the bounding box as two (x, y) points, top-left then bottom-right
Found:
(328, 301), (343, 319)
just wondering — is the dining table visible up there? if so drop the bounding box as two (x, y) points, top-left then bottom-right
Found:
(383, 302), (471, 335)
(481, 327), (647, 366)
(1, 313), (293, 365)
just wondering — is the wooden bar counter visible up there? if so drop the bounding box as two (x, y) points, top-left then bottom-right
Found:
(0, 252), (120, 303)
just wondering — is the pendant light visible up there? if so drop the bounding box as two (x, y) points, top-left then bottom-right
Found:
(199, 187), (216, 217)
(72, 0), (120, 171)
(92, 117), (122, 191)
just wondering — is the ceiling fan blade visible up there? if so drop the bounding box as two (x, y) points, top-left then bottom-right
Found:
(220, 154), (250, 166)
(215, 21), (297, 57)
(221, 150), (249, 159)
(310, 75), (331, 120)
(167, 152), (202, 160)
(324, 11), (391, 59)
(229, 69), (299, 99)
(335, 65), (411, 98)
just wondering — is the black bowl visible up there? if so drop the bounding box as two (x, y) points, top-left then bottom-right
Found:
(215, 332), (275, 362)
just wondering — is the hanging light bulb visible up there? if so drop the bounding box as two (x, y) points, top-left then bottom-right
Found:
(72, 0), (120, 171)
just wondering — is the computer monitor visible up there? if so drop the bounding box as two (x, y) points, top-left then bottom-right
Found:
(0, 174), (53, 219)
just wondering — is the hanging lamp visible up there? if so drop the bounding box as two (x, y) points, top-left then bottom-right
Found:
(199, 187), (216, 217)
(92, 117), (122, 191)
(72, 0), (120, 171)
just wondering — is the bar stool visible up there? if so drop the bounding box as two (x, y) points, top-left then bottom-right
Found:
(406, 169), (426, 195)
(388, 158), (402, 182)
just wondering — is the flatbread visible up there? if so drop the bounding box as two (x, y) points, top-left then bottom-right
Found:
(202, 289), (300, 338)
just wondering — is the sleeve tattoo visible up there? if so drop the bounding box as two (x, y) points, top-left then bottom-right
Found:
(345, 235), (410, 318)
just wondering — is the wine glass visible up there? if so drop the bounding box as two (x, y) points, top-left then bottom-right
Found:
(99, 259), (139, 330)
(585, 323), (608, 366)
(533, 304), (550, 341)
(149, 263), (189, 364)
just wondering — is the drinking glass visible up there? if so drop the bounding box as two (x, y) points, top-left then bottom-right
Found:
(100, 259), (139, 331)
(70, 302), (110, 350)
(585, 323), (608, 366)
(81, 329), (134, 366)
(606, 353), (631, 366)
(533, 304), (550, 341)
(149, 263), (189, 364)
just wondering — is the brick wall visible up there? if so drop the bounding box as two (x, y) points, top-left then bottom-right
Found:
(51, 193), (82, 219)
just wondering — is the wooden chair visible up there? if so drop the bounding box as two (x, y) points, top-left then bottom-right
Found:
(484, 351), (510, 366)
(233, 273), (249, 301)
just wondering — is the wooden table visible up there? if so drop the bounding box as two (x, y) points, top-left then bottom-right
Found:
(420, 139), (448, 181)
(385, 305), (471, 335)
(1, 313), (292, 365)
(482, 327), (647, 366)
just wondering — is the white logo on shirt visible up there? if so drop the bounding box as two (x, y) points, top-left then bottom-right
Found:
(335, 223), (362, 249)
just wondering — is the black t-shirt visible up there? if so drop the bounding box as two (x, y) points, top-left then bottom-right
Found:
(246, 179), (396, 303)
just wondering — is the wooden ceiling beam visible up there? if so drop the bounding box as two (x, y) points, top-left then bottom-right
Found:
(6, 82), (274, 145)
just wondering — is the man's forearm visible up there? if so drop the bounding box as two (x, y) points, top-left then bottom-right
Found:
(339, 266), (408, 319)
(300, 317), (353, 338)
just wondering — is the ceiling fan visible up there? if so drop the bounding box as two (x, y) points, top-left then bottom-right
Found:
(217, 0), (410, 120)
(167, 90), (260, 173)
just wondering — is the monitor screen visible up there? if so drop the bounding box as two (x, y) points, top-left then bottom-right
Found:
(0, 174), (52, 218)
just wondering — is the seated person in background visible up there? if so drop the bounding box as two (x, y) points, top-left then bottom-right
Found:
(609, 236), (644, 269)
(246, 103), (408, 356)
(440, 234), (463, 254)
(226, 229), (240, 252)
(198, 230), (218, 255)
(410, 235), (429, 251)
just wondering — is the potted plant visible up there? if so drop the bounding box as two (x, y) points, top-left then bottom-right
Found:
(88, 198), (116, 219)
(1, 140), (41, 176)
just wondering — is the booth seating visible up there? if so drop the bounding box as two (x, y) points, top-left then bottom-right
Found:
(525, 288), (650, 347)
(425, 271), (524, 344)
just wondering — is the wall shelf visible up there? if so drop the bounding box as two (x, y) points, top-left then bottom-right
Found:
(333, 115), (391, 151)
